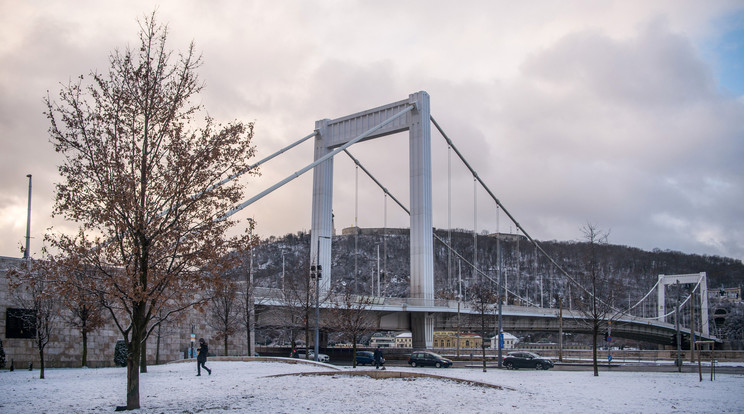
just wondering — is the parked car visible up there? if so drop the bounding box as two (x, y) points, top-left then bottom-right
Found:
(356, 350), (384, 366)
(502, 351), (554, 370)
(292, 348), (330, 363)
(408, 351), (452, 368)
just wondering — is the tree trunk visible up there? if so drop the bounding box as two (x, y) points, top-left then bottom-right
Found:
(224, 335), (229, 356)
(592, 324), (599, 377)
(38, 341), (45, 379)
(140, 339), (147, 373)
(481, 310), (487, 372)
(352, 340), (358, 368)
(127, 303), (146, 410)
(155, 323), (161, 365)
(82, 330), (88, 368)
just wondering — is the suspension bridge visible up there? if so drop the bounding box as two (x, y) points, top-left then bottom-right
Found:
(220, 91), (718, 349)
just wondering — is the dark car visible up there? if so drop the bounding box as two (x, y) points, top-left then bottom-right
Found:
(356, 350), (384, 366)
(408, 351), (452, 368)
(503, 351), (554, 370)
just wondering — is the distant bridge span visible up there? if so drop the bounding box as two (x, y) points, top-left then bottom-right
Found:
(252, 288), (719, 347)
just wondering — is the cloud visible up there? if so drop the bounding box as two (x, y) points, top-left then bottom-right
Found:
(1, 1), (743, 262)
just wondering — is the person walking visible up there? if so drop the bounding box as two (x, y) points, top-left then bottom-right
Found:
(374, 346), (385, 370)
(196, 338), (211, 376)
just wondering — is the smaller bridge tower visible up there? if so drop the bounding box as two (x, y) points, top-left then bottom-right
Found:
(657, 273), (709, 336)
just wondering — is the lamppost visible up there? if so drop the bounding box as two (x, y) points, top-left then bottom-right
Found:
(312, 235), (331, 362)
(24, 174), (32, 259)
(497, 234), (504, 368)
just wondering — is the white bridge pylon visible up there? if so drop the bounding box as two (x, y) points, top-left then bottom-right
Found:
(657, 272), (709, 336)
(311, 91), (434, 348)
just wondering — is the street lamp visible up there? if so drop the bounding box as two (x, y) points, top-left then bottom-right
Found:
(312, 235), (331, 362)
(24, 174), (32, 259)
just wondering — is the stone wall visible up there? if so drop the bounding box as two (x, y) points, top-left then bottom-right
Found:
(1, 256), (248, 368)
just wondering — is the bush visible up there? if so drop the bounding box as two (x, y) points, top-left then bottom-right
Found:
(114, 340), (128, 367)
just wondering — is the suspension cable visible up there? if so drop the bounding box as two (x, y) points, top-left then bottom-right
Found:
(431, 115), (598, 303)
(343, 149), (537, 306)
(219, 104), (415, 220)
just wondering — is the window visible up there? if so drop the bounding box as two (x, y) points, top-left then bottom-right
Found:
(6, 308), (36, 339)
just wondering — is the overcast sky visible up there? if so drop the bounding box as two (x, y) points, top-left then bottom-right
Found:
(1, 1), (743, 262)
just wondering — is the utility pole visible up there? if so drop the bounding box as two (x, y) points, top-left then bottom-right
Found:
(376, 244), (380, 296)
(497, 234), (504, 369)
(559, 297), (564, 362)
(457, 259), (462, 358)
(314, 235), (331, 362)
(690, 287), (696, 364)
(247, 221), (255, 357)
(24, 174), (32, 259)
(675, 280), (682, 372)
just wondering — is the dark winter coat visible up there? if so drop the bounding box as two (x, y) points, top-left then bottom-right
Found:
(197, 343), (209, 363)
(374, 348), (383, 362)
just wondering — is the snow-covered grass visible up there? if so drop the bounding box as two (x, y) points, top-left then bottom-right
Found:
(1, 359), (742, 413)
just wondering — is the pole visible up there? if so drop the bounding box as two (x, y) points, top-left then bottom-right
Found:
(315, 238), (320, 362)
(473, 178), (478, 281)
(314, 235), (330, 362)
(24, 174), (32, 259)
(675, 280), (682, 372)
(447, 146), (452, 292)
(457, 259), (462, 358)
(354, 165), (359, 293)
(559, 297), (564, 362)
(497, 237), (503, 368)
(248, 222), (255, 357)
(376, 244), (380, 296)
(315, 272), (320, 362)
(282, 250), (286, 291)
(690, 287), (696, 364)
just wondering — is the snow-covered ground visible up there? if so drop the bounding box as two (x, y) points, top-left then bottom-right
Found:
(1, 359), (742, 413)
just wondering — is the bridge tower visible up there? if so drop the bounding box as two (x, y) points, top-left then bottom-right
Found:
(657, 273), (709, 336)
(310, 91), (434, 348)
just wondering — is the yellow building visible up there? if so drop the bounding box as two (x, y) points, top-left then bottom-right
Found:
(433, 331), (482, 349)
(395, 332), (412, 348)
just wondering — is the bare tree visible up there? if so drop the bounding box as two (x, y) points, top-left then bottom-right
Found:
(468, 280), (497, 372)
(44, 260), (108, 368)
(274, 260), (308, 352)
(278, 256), (333, 358)
(7, 259), (59, 379)
(329, 283), (376, 367)
(208, 277), (242, 356)
(59, 269), (105, 368)
(44, 12), (256, 410)
(571, 222), (623, 376)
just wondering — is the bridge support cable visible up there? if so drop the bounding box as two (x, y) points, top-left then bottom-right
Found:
(218, 104), (415, 221)
(155, 131), (319, 225)
(198, 131), (318, 202)
(89, 131), (320, 253)
(626, 277), (662, 316)
(653, 273), (705, 321)
(343, 148), (535, 306)
(431, 115), (622, 312)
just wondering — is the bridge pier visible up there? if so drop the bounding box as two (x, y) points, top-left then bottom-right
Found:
(410, 313), (434, 349)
